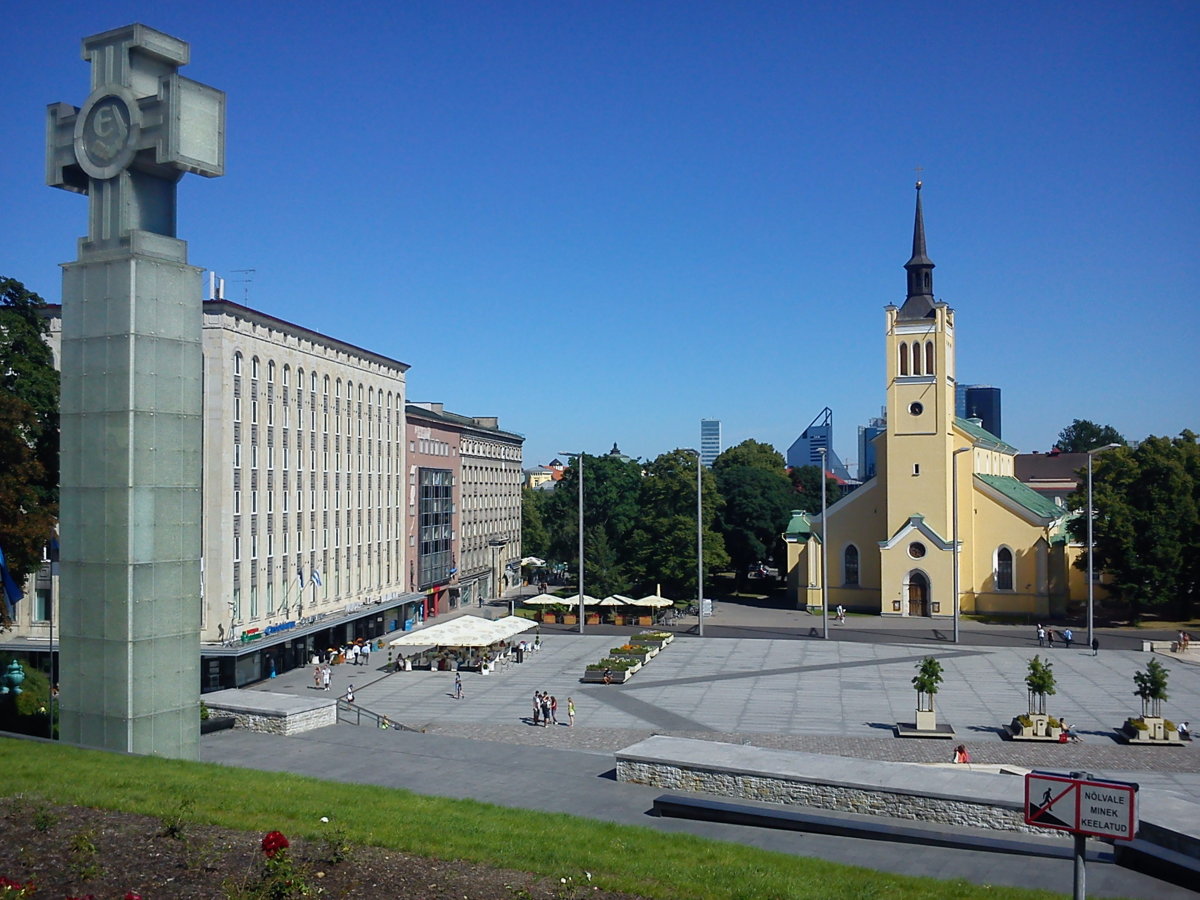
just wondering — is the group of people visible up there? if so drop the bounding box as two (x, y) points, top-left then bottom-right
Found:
(1035, 624), (1100, 654)
(1179, 631), (1193, 652)
(531, 690), (574, 727)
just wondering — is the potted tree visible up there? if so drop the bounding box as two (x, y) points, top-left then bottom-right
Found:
(1009, 656), (1061, 741)
(1124, 658), (1180, 743)
(911, 656), (943, 732)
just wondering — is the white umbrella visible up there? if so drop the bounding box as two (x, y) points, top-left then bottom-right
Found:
(519, 556), (546, 566)
(522, 596), (564, 606)
(630, 594), (674, 608)
(597, 595), (631, 606)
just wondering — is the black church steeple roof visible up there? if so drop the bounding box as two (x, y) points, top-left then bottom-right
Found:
(898, 181), (937, 320)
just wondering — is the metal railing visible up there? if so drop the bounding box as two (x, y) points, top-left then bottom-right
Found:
(336, 700), (423, 733)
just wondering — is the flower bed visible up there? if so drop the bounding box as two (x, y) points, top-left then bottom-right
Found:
(610, 643), (656, 662)
(631, 632), (673, 650)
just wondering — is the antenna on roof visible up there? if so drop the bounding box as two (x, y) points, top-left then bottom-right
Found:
(230, 268), (256, 303)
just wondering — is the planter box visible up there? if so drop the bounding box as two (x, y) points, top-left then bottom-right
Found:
(613, 653), (651, 665)
(632, 633), (673, 649)
(581, 662), (640, 684)
(637, 615), (654, 626)
(1007, 713), (1062, 742)
(541, 613), (557, 624)
(1120, 716), (1183, 745)
(915, 709), (937, 732)
(563, 614), (577, 625)
(586, 614), (601, 625)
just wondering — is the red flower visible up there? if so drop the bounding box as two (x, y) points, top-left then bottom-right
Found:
(261, 830), (290, 858)
(125, 893), (143, 900)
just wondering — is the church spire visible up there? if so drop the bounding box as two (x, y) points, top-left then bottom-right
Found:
(899, 180), (936, 319)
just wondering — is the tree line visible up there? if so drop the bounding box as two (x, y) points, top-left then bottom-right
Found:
(521, 440), (839, 599)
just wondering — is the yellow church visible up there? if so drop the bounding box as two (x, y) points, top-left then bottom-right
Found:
(786, 183), (1082, 619)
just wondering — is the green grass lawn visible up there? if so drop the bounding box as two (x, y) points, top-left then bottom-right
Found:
(0, 737), (1077, 899)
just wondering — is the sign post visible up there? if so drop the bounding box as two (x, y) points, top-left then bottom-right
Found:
(1025, 770), (1138, 899)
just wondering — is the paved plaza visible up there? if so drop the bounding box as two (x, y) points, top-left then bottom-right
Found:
(250, 622), (1200, 783)
(202, 607), (1200, 898)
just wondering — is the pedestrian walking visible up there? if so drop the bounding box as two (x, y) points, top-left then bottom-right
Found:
(1092, 637), (1100, 656)
(550, 695), (558, 724)
(1036, 624), (1045, 647)
(312, 665), (322, 689)
(350, 642), (361, 666)
(1063, 627), (1073, 650)
(454, 673), (464, 700)
(321, 664), (332, 691)
(360, 642), (371, 666)
(345, 684), (355, 704)
(1046, 629), (1055, 649)
(567, 697), (575, 727)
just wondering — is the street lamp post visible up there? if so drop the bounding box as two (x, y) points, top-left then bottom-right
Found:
(818, 447), (829, 640)
(1087, 443), (1122, 648)
(559, 450), (586, 633)
(683, 449), (704, 637)
(952, 446), (972, 645)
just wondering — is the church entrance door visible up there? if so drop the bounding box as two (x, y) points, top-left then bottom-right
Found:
(907, 572), (930, 617)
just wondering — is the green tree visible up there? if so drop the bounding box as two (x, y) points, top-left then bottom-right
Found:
(1025, 656), (1057, 715)
(584, 525), (627, 598)
(1133, 658), (1170, 718)
(788, 465), (841, 511)
(1056, 419), (1126, 453)
(713, 439), (785, 474)
(520, 487), (550, 560)
(912, 657), (944, 712)
(626, 449), (728, 598)
(541, 452), (643, 580)
(715, 464), (793, 585)
(1067, 433), (1199, 619)
(0, 277), (59, 589)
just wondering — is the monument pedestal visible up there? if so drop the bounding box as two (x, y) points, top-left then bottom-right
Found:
(58, 235), (203, 758)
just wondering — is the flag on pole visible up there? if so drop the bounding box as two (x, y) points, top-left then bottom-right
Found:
(0, 545), (25, 619)
(311, 569), (323, 588)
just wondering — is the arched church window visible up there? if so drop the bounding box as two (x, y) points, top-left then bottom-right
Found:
(899, 343), (909, 376)
(843, 545), (859, 586)
(925, 341), (935, 375)
(912, 342), (923, 375)
(996, 547), (1014, 591)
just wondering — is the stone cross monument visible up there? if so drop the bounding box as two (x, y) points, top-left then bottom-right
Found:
(46, 24), (224, 759)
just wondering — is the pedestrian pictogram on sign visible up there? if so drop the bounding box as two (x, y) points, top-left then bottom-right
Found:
(1024, 772), (1138, 840)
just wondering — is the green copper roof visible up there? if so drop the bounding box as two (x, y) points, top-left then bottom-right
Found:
(977, 474), (1064, 521)
(784, 510), (815, 539)
(955, 417), (1018, 454)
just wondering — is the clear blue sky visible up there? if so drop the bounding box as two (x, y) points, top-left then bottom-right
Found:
(4, 2), (1197, 472)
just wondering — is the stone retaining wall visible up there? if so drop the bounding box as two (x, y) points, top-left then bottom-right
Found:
(203, 689), (336, 735)
(616, 758), (1056, 835)
(615, 737), (1072, 838)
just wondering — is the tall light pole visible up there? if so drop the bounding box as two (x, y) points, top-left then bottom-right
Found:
(817, 447), (829, 640)
(559, 450), (586, 633)
(1087, 443), (1122, 648)
(951, 446), (972, 645)
(683, 449), (704, 637)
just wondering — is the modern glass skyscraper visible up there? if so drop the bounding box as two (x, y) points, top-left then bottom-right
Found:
(700, 418), (722, 466)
